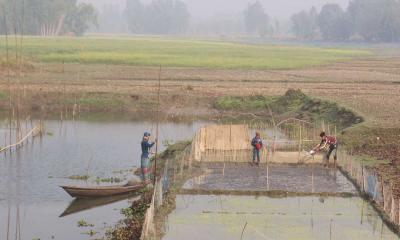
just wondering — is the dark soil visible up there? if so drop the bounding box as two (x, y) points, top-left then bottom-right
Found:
(340, 126), (400, 165)
(340, 126), (400, 197)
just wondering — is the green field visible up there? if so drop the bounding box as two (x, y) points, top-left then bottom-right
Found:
(0, 36), (371, 70)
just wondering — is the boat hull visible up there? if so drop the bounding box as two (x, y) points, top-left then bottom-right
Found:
(61, 184), (145, 198)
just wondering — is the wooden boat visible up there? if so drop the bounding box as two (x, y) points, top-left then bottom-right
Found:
(61, 183), (146, 198)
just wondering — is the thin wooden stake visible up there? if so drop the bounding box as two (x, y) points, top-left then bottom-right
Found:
(153, 65), (162, 186)
(241, 222), (248, 240)
(7, 206), (10, 240)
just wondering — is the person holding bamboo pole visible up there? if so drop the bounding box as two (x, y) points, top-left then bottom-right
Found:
(141, 132), (157, 183)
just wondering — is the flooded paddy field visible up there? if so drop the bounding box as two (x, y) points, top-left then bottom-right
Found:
(0, 118), (207, 240)
(183, 164), (356, 194)
(162, 164), (400, 240)
(163, 195), (399, 240)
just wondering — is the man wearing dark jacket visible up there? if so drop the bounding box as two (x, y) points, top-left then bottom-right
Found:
(251, 132), (263, 165)
(141, 132), (156, 182)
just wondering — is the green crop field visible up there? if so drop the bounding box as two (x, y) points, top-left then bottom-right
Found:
(0, 36), (371, 70)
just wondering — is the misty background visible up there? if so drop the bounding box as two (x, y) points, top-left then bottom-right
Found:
(1, 0), (400, 42)
(80, 0), (349, 20)
(80, 0), (349, 35)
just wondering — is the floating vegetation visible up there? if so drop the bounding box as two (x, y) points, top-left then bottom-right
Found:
(77, 220), (94, 227)
(68, 175), (90, 181)
(105, 191), (153, 240)
(81, 230), (98, 236)
(121, 207), (134, 218)
(95, 177), (122, 184)
(112, 169), (132, 174)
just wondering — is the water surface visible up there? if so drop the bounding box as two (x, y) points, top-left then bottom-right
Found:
(163, 195), (399, 240)
(0, 118), (206, 240)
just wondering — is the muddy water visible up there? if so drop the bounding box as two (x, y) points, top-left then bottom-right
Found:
(183, 164), (357, 194)
(164, 195), (399, 240)
(0, 119), (206, 240)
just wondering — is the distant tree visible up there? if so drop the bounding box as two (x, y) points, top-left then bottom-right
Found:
(125, 0), (190, 34)
(125, 0), (145, 33)
(146, 0), (190, 34)
(318, 4), (351, 41)
(379, 0), (400, 41)
(291, 7), (318, 40)
(348, 0), (381, 41)
(97, 4), (128, 33)
(243, 1), (271, 37)
(64, 3), (97, 36)
(0, 0), (97, 36)
(348, 0), (400, 41)
(170, 0), (190, 33)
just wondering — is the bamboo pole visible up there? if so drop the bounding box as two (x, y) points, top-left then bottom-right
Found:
(298, 124), (302, 162)
(153, 65), (162, 186)
(0, 125), (41, 152)
(2, 5), (13, 153)
(7, 206), (10, 240)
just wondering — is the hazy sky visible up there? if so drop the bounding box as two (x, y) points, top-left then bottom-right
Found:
(81, 0), (350, 20)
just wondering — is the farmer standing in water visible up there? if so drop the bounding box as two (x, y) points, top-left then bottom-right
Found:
(251, 132), (263, 165)
(141, 132), (156, 183)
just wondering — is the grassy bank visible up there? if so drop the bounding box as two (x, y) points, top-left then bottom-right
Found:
(0, 37), (370, 70)
(215, 89), (364, 129)
(0, 90), (8, 100)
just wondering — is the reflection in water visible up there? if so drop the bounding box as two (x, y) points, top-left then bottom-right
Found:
(60, 193), (140, 217)
(0, 119), (207, 240)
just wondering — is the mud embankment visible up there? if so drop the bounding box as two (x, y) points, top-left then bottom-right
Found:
(214, 89), (363, 129)
(105, 141), (191, 240)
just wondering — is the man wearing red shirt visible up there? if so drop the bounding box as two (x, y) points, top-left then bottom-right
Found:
(313, 131), (338, 166)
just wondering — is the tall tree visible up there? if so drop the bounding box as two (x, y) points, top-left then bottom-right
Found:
(318, 4), (351, 41)
(379, 0), (400, 41)
(125, 0), (190, 34)
(97, 4), (127, 33)
(348, 0), (400, 41)
(64, 3), (97, 36)
(0, 0), (96, 36)
(243, 1), (271, 37)
(125, 0), (145, 33)
(291, 7), (318, 40)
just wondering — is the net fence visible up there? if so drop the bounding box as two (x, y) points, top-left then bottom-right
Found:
(140, 119), (344, 239)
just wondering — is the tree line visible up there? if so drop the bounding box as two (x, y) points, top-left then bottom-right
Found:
(0, 0), (190, 36)
(0, 0), (97, 36)
(1, 0), (399, 42)
(124, 0), (273, 36)
(291, 0), (400, 42)
(125, 0), (190, 34)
